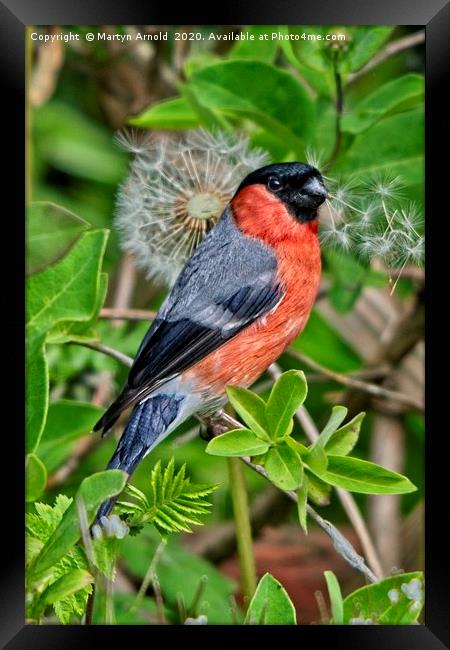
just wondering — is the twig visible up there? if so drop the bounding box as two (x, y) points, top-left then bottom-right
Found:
(286, 348), (423, 411)
(268, 363), (384, 580)
(71, 340), (133, 368)
(348, 30), (425, 84)
(100, 307), (156, 321)
(205, 410), (379, 584)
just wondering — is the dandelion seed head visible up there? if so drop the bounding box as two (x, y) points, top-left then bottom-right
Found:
(115, 128), (270, 287)
(320, 222), (353, 251)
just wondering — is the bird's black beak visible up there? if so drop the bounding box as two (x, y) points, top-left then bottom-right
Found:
(301, 176), (328, 209)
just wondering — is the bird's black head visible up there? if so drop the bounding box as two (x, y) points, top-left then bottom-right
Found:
(235, 162), (327, 222)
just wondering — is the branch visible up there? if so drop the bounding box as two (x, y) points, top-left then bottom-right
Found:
(71, 340), (133, 368)
(204, 411), (378, 584)
(348, 30), (425, 84)
(100, 307), (157, 321)
(286, 348), (423, 412)
(268, 363), (384, 580)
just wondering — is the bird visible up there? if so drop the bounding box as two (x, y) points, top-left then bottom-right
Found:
(93, 162), (327, 522)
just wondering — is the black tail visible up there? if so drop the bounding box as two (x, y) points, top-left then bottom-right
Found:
(93, 393), (184, 527)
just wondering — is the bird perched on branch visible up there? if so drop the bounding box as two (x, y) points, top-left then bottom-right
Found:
(94, 162), (326, 521)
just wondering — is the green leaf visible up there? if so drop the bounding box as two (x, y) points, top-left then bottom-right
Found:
(265, 444), (303, 491)
(38, 569), (93, 609)
(37, 400), (103, 470)
(26, 454), (47, 502)
(47, 272), (108, 344)
(27, 202), (90, 275)
(304, 443), (328, 476)
(343, 572), (423, 624)
(320, 456), (417, 494)
(122, 530), (236, 624)
(188, 60), (315, 150)
(279, 27), (335, 97)
(296, 477), (309, 534)
(26, 229), (109, 336)
(324, 571), (343, 624)
(226, 386), (270, 440)
(26, 333), (48, 453)
(245, 573), (296, 624)
(129, 96), (202, 129)
(292, 309), (361, 372)
(342, 27), (394, 73)
(342, 74), (424, 134)
(38, 400), (102, 449)
(265, 370), (307, 439)
(316, 406), (348, 447)
(206, 428), (270, 457)
(305, 471), (331, 506)
(325, 249), (368, 313)
(26, 229), (108, 452)
(229, 26), (278, 62)
(325, 412), (365, 456)
(333, 110), (424, 204)
(34, 101), (127, 184)
(31, 470), (127, 579)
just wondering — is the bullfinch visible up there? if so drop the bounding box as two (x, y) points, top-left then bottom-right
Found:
(94, 162), (327, 521)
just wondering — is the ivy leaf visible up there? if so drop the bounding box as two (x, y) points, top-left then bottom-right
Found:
(27, 202), (90, 275)
(245, 573), (296, 624)
(26, 229), (109, 336)
(206, 428), (270, 457)
(265, 370), (308, 439)
(26, 454), (47, 502)
(26, 229), (109, 452)
(325, 412), (365, 456)
(226, 386), (270, 440)
(320, 456), (417, 494)
(265, 444), (303, 491)
(343, 572), (424, 624)
(30, 470), (127, 580)
(324, 571), (344, 624)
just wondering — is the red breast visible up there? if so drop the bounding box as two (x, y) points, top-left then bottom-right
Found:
(183, 185), (321, 396)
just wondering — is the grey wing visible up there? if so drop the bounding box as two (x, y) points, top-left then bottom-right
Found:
(94, 207), (283, 433)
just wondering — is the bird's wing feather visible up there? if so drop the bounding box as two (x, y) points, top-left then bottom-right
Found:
(94, 208), (282, 433)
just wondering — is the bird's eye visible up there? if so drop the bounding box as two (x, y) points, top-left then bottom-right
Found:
(268, 176), (282, 191)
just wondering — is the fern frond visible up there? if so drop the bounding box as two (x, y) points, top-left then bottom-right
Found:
(118, 458), (219, 535)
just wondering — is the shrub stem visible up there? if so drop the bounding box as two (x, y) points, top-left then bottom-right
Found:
(227, 457), (257, 608)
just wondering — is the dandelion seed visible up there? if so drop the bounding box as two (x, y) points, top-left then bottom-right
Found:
(368, 174), (404, 200)
(115, 128), (269, 287)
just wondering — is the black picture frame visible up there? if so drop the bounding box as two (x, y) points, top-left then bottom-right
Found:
(6, 0), (449, 646)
